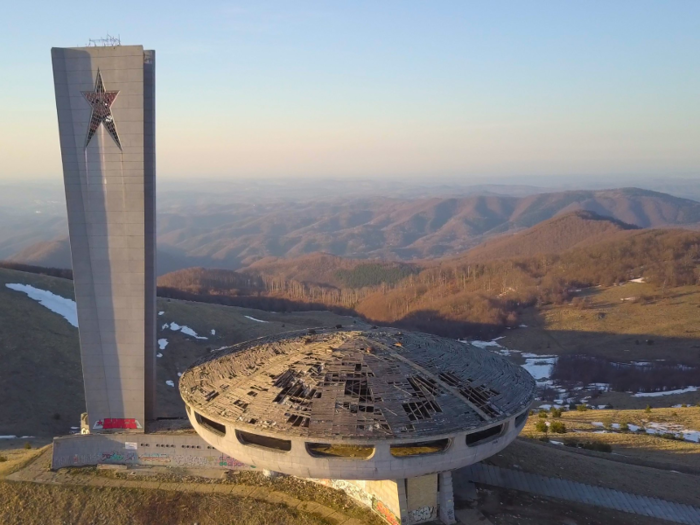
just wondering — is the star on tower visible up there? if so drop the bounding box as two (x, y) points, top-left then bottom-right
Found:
(82, 69), (121, 149)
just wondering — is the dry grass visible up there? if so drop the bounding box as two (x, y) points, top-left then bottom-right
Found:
(0, 480), (334, 525)
(503, 284), (700, 365)
(0, 444), (48, 478)
(306, 443), (375, 458)
(521, 406), (700, 471)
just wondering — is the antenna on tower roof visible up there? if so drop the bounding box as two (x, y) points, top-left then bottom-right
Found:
(87, 34), (121, 47)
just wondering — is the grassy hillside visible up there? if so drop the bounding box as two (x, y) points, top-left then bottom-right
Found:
(0, 268), (83, 437)
(0, 267), (357, 435)
(501, 282), (700, 365)
(520, 406), (700, 472)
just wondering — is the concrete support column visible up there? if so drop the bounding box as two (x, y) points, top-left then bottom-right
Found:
(396, 478), (410, 524)
(438, 471), (457, 524)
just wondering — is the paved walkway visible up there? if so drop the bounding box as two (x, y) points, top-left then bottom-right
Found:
(462, 463), (700, 525)
(6, 448), (364, 525)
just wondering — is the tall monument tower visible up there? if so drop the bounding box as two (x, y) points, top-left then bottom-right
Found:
(51, 43), (156, 432)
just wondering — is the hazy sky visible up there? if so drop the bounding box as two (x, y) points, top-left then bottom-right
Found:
(1, 1), (698, 181)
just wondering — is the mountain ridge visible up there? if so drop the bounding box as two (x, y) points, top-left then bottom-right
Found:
(6, 187), (700, 272)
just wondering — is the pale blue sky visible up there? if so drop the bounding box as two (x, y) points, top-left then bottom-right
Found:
(1, 1), (698, 180)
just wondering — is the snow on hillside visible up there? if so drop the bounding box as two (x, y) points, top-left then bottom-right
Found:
(5, 283), (78, 327)
(244, 315), (268, 323)
(164, 322), (208, 340)
(633, 386), (699, 397)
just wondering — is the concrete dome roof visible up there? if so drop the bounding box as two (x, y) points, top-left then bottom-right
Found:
(179, 327), (535, 442)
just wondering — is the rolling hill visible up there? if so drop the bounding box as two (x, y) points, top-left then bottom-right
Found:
(7, 188), (700, 272)
(460, 210), (640, 262)
(8, 238), (190, 277)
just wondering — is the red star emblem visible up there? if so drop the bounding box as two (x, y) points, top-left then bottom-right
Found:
(82, 69), (121, 149)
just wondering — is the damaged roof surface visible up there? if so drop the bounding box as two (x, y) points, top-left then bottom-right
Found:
(180, 328), (536, 441)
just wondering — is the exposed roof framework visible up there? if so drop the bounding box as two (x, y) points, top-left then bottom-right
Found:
(180, 328), (535, 441)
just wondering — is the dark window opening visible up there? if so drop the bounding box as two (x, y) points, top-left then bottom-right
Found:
(306, 442), (374, 459)
(515, 411), (527, 427)
(196, 412), (226, 436)
(466, 424), (504, 446)
(236, 430), (292, 452)
(391, 438), (450, 457)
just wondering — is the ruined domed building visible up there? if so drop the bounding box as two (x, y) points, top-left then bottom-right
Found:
(180, 327), (536, 524)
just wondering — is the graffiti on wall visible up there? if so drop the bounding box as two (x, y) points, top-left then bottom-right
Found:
(138, 453), (171, 464)
(218, 454), (247, 468)
(408, 506), (435, 523)
(374, 500), (401, 525)
(101, 452), (136, 463)
(315, 479), (374, 508)
(55, 440), (250, 471)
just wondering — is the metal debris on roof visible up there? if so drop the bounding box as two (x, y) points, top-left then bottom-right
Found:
(180, 328), (535, 440)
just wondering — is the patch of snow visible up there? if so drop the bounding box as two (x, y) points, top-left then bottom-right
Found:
(158, 311), (164, 316)
(177, 372), (182, 377)
(211, 346), (229, 353)
(20, 436), (34, 439)
(612, 423), (620, 430)
(550, 440), (564, 446)
(628, 424), (641, 432)
(629, 277), (646, 283)
(470, 340), (503, 349)
(5, 283), (78, 327)
(211, 329), (216, 335)
(161, 323), (169, 330)
(167, 322), (208, 340)
(591, 422), (604, 428)
(521, 355), (558, 382)
(244, 315), (268, 323)
(518, 324), (528, 328)
(165, 380), (175, 387)
(597, 405), (607, 409)
(158, 339), (168, 350)
(682, 431), (700, 443)
(156, 353), (163, 358)
(0, 435), (18, 439)
(633, 386), (699, 397)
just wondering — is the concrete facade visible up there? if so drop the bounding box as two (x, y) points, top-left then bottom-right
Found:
(52, 432), (252, 471)
(186, 403), (528, 480)
(51, 45), (156, 432)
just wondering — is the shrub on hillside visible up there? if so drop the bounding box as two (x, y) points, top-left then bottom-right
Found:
(549, 421), (566, 434)
(535, 420), (548, 433)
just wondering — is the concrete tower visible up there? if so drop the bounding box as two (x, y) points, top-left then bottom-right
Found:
(51, 44), (156, 432)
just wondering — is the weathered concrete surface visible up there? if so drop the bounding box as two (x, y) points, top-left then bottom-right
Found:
(51, 45), (157, 431)
(51, 432), (252, 471)
(181, 327), (534, 480)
